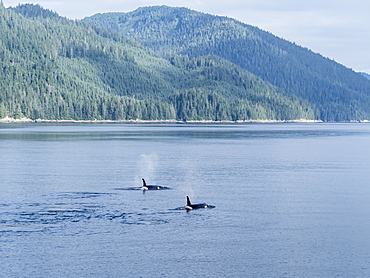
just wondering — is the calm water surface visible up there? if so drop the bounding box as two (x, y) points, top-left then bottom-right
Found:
(1, 123), (370, 277)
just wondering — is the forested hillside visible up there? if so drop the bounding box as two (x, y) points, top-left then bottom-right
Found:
(361, 73), (370, 81)
(84, 6), (370, 121)
(0, 4), (316, 121)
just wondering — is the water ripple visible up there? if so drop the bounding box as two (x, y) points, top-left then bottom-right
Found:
(0, 192), (179, 233)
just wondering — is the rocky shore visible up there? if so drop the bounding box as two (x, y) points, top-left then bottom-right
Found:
(0, 117), (325, 124)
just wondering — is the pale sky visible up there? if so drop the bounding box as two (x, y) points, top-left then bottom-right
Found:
(5, 0), (370, 73)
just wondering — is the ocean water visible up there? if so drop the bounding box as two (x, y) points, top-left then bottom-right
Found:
(1, 123), (370, 277)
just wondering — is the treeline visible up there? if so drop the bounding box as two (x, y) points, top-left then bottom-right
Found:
(84, 6), (370, 121)
(0, 89), (315, 122)
(170, 90), (315, 121)
(0, 4), (316, 121)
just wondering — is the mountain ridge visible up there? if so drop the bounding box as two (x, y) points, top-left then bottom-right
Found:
(83, 5), (370, 121)
(0, 4), (316, 121)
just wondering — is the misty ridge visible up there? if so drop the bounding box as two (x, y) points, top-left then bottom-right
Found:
(1, 3), (370, 122)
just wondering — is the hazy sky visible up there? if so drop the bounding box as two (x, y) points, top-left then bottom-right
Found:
(5, 0), (370, 73)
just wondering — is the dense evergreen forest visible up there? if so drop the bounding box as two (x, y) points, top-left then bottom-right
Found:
(0, 4), (317, 121)
(84, 6), (370, 122)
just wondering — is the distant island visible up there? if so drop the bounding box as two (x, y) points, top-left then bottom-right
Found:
(1, 4), (370, 122)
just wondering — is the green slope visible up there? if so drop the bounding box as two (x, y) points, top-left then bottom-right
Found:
(0, 4), (316, 121)
(84, 6), (370, 121)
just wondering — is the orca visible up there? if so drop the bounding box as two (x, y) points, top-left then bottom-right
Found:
(184, 196), (215, 210)
(141, 178), (170, 191)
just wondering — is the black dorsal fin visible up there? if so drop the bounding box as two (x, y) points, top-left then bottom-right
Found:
(142, 178), (146, 187)
(186, 196), (192, 207)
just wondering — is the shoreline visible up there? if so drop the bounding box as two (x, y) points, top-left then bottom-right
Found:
(0, 117), (326, 124)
